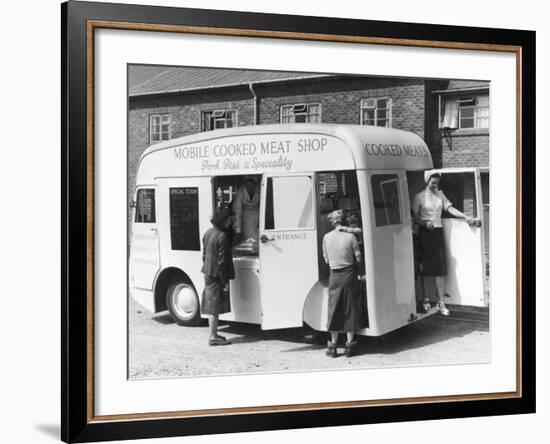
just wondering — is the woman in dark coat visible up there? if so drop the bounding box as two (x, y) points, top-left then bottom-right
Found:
(201, 205), (235, 346)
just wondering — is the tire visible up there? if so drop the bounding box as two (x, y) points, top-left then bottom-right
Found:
(166, 281), (202, 326)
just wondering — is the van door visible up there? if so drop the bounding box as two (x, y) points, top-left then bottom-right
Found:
(259, 174), (318, 329)
(365, 170), (416, 336)
(436, 167), (488, 307)
(131, 187), (160, 289)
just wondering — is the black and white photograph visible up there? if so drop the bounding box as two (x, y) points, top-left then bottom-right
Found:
(127, 65), (491, 379)
(1, 0), (543, 443)
(54, 1), (536, 442)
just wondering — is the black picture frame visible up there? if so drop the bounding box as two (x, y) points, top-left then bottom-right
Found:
(61, 1), (536, 442)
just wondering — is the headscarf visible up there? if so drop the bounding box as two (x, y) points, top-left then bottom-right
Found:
(327, 209), (344, 226)
(424, 170), (442, 184)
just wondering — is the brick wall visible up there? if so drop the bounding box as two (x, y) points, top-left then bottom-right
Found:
(257, 77), (427, 138)
(441, 131), (489, 168)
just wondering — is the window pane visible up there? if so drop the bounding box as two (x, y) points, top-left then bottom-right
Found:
(265, 176), (313, 229)
(377, 99), (388, 108)
(169, 188), (200, 251)
(460, 107), (474, 118)
(308, 104), (319, 113)
(363, 98), (375, 108)
(460, 117), (475, 128)
(309, 114), (320, 123)
(135, 189), (156, 223)
(294, 114), (307, 123)
(476, 106), (489, 128)
(371, 175), (401, 226)
(477, 117), (489, 128)
(364, 109), (375, 124)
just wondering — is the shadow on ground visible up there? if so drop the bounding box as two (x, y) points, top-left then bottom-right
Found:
(149, 309), (489, 358)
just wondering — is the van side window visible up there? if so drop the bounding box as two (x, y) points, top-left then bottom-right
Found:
(371, 174), (402, 226)
(135, 189), (156, 223)
(169, 187), (200, 251)
(265, 176), (313, 230)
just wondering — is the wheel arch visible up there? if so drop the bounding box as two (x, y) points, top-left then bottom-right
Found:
(153, 267), (196, 312)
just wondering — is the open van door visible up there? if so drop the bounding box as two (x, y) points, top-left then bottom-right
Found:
(259, 174), (318, 330)
(432, 167), (488, 307)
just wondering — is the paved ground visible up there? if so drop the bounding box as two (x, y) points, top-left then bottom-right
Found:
(128, 298), (490, 379)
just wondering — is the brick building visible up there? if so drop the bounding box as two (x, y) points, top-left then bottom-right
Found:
(128, 66), (490, 241)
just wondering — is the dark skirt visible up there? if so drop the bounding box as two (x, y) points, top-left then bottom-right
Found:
(201, 275), (231, 315)
(326, 265), (368, 332)
(418, 226), (448, 276)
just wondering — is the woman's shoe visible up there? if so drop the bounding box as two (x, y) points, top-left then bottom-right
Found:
(422, 298), (432, 312)
(437, 302), (450, 316)
(344, 341), (357, 358)
(209, 337), (230, 346)
(326, 341), (337, 358)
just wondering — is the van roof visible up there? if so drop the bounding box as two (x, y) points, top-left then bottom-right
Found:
(136, 124), (433, 181)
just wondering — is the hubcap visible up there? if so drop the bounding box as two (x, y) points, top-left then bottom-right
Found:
(172, 285), (198, 319)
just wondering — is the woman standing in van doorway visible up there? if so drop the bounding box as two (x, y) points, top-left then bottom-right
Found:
(323, 210), (366, 358)
(201, 205), (235, 346)
(412, 172), (474, 316)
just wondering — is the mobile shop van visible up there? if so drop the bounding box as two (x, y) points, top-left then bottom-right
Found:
(129, 124), (488, 337)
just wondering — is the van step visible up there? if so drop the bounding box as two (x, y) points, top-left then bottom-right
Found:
(445, 305), (489, 323)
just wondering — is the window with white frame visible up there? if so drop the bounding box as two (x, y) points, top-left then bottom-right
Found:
(440, 94), (489, 129)
(201, 109), (237, 131)
(360, 98), (392, 127)
(149, 114), (171, 143)
(280, 103), (321, 124)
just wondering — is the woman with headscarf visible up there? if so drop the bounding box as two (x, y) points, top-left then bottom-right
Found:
(201, 205), (235, 346)
(322, 210), (366, 358)
(412, 172), (474, 316)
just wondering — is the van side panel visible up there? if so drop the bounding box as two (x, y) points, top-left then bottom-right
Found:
(155, 177), (213, 314)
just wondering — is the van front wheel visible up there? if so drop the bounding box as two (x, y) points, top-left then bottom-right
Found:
(166, 282), (202, 326)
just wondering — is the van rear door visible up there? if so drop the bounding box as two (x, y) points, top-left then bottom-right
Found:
(130, 187), (160, 291)
(364, 170), (416, 336)
(436, 167), (488, 307)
